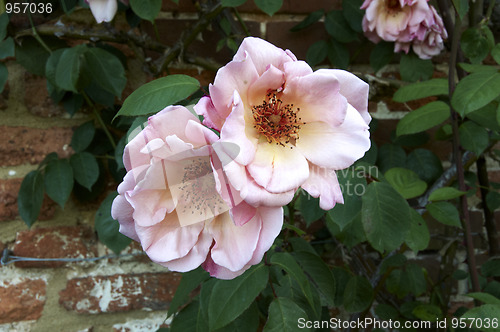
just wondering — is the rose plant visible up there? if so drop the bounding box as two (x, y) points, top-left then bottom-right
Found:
(9, 0), (500, 330)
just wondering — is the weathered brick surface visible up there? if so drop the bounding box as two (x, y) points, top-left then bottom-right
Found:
(59, 273), (181, 314)
(0, 278), (46, 324)
(266, 21), (328, 61)
(0, 178), (56, 222)
(0, 126), (73, 167)
(13, 226), (98, 268)
(161, 0), (342, 14)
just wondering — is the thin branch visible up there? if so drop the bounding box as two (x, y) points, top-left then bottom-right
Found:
(82, 91), (116, 149)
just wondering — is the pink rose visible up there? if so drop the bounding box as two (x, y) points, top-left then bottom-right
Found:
(194, 37), (371, 210)
(361, 0), (447, 59)
(111, 106), (283, 279)
(361, 0), (431, 43)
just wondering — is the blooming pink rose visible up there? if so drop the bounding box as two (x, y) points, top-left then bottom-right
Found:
(87, 0), (128, 23)
(111, 105), (283, 279)
(361, 0), (431, 43)
(194, 37), (371, 210)
(361, 0), (447, 59)
(409, 6), (447, 59)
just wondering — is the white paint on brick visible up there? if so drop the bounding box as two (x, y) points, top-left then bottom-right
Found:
(0, 320), (35, 332)
(112, 312), (171, 332)
(7, 170), (15, 176)
(0, 265), (48, 286)
(75, 298), (92, 313)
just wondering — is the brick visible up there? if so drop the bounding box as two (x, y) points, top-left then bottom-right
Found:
(13, 226), (98, 268)
(161, 0), (341, 14)
(266, 22), (328, 61)
(144, 19), (260, 63)
(59, 273), (181, 314)
(112, 313), (169, 332)
(0, 178), (56, 222)
(0, 126), (73, 167)
(0, 278), (46, 324)
(24, 73), (65, 118)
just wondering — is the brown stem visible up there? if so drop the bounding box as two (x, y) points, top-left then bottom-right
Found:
(446, 11), (481, 293)
(477, 156), (499, 255)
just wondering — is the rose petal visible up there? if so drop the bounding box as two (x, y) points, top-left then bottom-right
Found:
(207, 211), (261, 272)
(301, 165), (344, 210)
(283, 71), (347, 128)
(247, 142), (309, 193)
(160, 229), (213, 272)
(296, 104), (370, 170)
(88, 0), (117, 23)
(246, 206), (283, 265)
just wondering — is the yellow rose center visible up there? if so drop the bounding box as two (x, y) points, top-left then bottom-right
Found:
(251, 90), (304, 148)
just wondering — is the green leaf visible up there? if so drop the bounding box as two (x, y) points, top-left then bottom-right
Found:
(396, 101), (450, 136)
(18, 170), (44, 228)
(63, 93), (84, 116)
(492, 43), (500, 65)
(384, 167), (427, 199)
(481, 259), (500, 277)
(0, 62), (7, 94)
(406, 149), (443, 184)
(116, 75), (200, 118)
(361, 181), (411, 253)
(375, 304), (399, 320)
(370, 41), (394, 73)
(296, 191), (325, 226)
(264, 297), (309, 332)
(427, 202), (462, 228)
(290, 10), (324, 32)
(215, 302), (260, 332)
(428, 187), (466, 201)
(170, 301), (200, 332)
(399, 52), (434, 82)
(327, 169), (365, 231)
(405, 263), (427, 296)
(168, 267), (210, 318)
(327, 39), (349, 69)
(271, 252), (318, 318)
(44, 159), (73, 209)
(343, 276), (374, 313)
(467, 102), (500, 132)
(412, 304), (442, 321)
(459, 121), (489, 156)
(342, 0), (364, 33)
(405, 209), (430, 252)
(45, 49), (65, 86)
(380, 253), (407, 274)
(293, 251), (336, 307)
(71, 121), (96, 153)
(327, 212), (367, 249)
(221, 0), (247, 7)
(452, 0), (469, 20)
(83, 47), (126, 97)
(70, 152), (99, 190)
(306, 40), (328, 67)
(208, 264), (269, 330)
(467, 292), (500, 305)
(16, 37), (50, 76)
(486, 192), (500, 211)
(130, 0), (162, 22)
(325, 10), (357, 43)
(459, 62), (498, 73)
(254, 0), (283, 16)
(462, 305), (500, 331)
(0, 13), (9, 41)
(95, 192), (131, 254)
(56, 45), (87, 93)
(451, 70), (500, 116)
(461, 27), (492, 64)
(393, 78), (448, 103)
(377, 143), (406, 173)
(0, 37), (14, 60)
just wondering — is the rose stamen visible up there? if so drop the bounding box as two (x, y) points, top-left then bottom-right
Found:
(252, 90), (305, 148)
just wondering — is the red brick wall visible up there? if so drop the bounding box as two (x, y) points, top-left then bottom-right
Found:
(1, 1), (499, 330)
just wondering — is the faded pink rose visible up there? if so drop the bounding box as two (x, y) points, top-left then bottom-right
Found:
(194, 37), (371, 210)
(361, 0), (447, 59)
(111, 106), (283, 279)
(87, 0), (128, 23)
